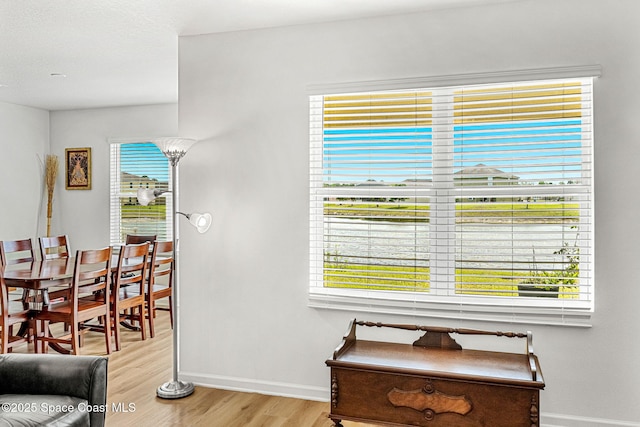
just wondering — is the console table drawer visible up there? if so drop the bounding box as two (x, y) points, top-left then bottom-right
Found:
(330, 367), (540, 427)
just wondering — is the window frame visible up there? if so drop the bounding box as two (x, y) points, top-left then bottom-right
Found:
(109, 138), (173, 245)
(308, 66), (600, 327)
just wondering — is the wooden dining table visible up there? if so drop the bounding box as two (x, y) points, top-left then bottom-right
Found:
(3, 258), (74, 305)
(3, 254), (161, 299)
(2, 253), (161, 353)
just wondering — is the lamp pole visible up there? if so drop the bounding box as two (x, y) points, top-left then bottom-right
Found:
(155, 138), (197, 399)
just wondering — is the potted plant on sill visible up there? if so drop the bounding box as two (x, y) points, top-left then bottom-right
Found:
(518, 242), (579, 298)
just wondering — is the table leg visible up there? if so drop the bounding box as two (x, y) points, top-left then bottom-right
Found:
(33, 318), (72, 355)
(48, 342), (71, 354)
(16, 321), (30, 338)
(120, 320), (141, 331)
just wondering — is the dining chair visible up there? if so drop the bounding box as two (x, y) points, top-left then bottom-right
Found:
(146, 240), (173, 338)
(0, 238), (35, 265)
(38, 235), (71, 260)
(0, 266), (31, 353)
(33, 247), (113, 355)
(111, 242), (149, 351)
(38, 235), (72, 304)
(0, 238), (36, 300)
(125, 234), (156, 245)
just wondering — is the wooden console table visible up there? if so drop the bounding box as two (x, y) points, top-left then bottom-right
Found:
(326, 319), (545, 427)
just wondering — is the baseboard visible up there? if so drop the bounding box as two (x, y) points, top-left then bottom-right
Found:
(177, 374), (639, 427)
(542, 413), (640, 427)
(178, 371), (329, 402)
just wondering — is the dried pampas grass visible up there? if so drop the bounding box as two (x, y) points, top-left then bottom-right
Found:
(45, 154), (59, 236)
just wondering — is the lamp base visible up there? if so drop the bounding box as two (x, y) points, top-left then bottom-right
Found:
(156, 380), (195, 399)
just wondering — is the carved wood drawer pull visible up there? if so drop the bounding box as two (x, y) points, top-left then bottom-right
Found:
(387, 382), (472, 420)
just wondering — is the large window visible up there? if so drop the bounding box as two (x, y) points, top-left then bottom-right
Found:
(109, 141), (172, 245)
(309, 73), (595, 325)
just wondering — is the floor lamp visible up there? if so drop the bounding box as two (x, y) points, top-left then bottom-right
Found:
(137, 137), (212, 399)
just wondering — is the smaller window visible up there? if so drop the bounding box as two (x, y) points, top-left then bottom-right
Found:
(109, 141), (173, 245)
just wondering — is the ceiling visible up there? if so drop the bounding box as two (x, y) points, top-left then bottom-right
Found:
(0, 0), (521, 111)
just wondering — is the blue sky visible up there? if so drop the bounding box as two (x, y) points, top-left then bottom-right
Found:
(323, 119), (584, 183)
(120, 142), (169, 182)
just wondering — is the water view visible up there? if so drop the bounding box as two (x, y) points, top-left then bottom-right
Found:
(324, 218), (578, 270)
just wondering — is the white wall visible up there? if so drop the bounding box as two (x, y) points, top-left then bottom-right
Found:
(0, 101), (49, 239)
(49, 103), (178, 251)
(178, 0), (640, 425)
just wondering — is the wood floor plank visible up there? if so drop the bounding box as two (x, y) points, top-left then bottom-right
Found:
(10, 311), (378, 426)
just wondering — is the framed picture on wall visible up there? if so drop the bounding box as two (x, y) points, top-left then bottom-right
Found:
(65, 147), (91, 190)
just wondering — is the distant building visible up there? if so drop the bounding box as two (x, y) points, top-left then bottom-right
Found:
(454, 164), (519, 202)
(329, 166), (520, 204)
(454, 164), (519, 186)
(402, 178), (432, 187)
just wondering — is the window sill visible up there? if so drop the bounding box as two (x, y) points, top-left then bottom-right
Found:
(308, 288), (593, 328)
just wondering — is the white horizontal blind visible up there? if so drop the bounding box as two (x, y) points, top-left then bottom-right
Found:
(109, 142), (172, 245)
(312, 91), (433, 292)
(451, 80), (592, 302)
(310, 77), (594, 312)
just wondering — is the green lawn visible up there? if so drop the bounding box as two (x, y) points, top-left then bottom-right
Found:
(324, 263), (430, 291)
(324, 202), (579, 221)
(324, 263), (579, 298)
(121, 204), (166, 219)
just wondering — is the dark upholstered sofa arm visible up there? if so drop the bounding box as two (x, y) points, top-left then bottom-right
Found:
(0, 354), (108, 427)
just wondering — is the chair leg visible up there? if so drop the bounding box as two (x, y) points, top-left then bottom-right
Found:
(104, 312), (112, 355)
(113, 313), (121, 352)
(70, 321), (80, 355)
(26, 319), (35, 346)
(24, 323), (32, 344)
(111, 297), (121, 352)
(1, 327), (7, 354)
(139, 305), (146, 341)
(148, 300), (155, 338)
(4, 325), (14, 353)
(33, 321), (40, 353)
(37, 320), (50, 354)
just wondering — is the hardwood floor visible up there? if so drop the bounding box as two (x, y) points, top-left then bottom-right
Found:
(11, 311), (375, 427)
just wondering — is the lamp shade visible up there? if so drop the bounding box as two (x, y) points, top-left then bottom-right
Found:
(153, 137), (198, 165)
(137, 188), (169, 206)
(188, 212), (212, 233)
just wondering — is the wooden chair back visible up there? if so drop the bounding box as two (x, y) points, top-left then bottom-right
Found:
(114, 242), (150, 295)
(0, 266), (8, 316)
(112, 242), (149, 350)
(125, 234), (156, 245)
(72, 246), (113, 301)
(38, 235), (71, 260)
(146, 240), (173, 337)
(0, 239), (35, 265)
(0, 266), (31, 353)
(149, 240), (173, 288)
